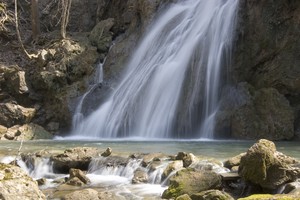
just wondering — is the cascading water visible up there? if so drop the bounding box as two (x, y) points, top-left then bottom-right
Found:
(72, 0), (238, 139)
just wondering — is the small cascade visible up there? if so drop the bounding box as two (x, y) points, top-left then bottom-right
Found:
(72, 0), (239, 139)
(72, 62), (104, 131)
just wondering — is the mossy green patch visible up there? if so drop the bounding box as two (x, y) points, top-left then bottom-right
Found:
(238, 194), (300, 200)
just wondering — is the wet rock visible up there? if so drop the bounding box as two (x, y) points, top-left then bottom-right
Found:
(191, 189), (234, 200)
(161, 160), (183, 181)
(68, 168), (90, 185)
(37, 178), (47, 186)
(176, 152), (198, 167)
(239, 139), (300, 190)
(141, 152), (166, 167)
(0, 103), (35, 127)
(238, 194), (300, 200)
(162, 169), (222, 199)
(224, 153), (247, 170)
(281, 180), (300, 194)
(64, 188), (99, 200)
(66, 176), (85, 186)
(50, 147), (102, 173)
(101, 147), (112, 157)
(132, 169), (148, 184)
(177, 194), (192, 200)
(0, 163), (46, 199)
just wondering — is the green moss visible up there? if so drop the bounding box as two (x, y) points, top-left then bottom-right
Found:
(238, 194), (300, 200)
(162, 182), (184, 199)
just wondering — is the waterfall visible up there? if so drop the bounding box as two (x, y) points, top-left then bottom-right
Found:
(72, 0), (238, 139)
(72, 62), (104, 130)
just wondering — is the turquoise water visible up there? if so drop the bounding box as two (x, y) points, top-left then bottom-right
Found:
(1, 139), (299, 160)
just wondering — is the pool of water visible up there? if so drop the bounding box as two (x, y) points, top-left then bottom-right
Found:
(1, 139), (299, 160)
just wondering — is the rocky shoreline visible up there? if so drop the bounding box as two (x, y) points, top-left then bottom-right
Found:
(0, 139), (300, 199)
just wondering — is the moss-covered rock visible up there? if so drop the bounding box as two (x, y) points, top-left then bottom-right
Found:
(191, 189), (234, 200)
(162, 169), (222, 199)
(238, 194), (300, 200)
(239, 139), (300, 190)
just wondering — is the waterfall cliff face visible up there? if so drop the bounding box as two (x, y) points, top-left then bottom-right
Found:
(72, 0), (238, 139)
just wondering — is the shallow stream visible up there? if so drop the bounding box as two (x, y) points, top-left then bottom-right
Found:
(0, 139), (299, 199)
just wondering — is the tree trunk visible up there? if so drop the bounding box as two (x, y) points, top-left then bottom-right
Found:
(61, 0), (72, 39)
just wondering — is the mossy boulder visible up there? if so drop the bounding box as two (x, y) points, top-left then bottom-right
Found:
(238, 194), (300, 200)
(239, 139), (300, 190)
(191, 189), (234, 200)
(162, 169), (222, 199)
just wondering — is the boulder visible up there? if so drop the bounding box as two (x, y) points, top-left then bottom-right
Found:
(0, 163), (46, 199)
(50, 147), (102, 173)
(89, 18), (114, 53)
(101, 147), (112, 157)
(177, 194), (192, 200)
(2, 123), (52, 141)
(68, 168), (90, 185)
(64, 188), (99, 200)
(191, 190), (234, 200)
(0, 65), (29, 95)
(238, 194), (300, 200)
(141, 152), (166, 167)
(132, 169), (148, 184)
(239, 139), (300, 190)
(162, 160), (183, 181)
(224, 153), (247, 169)
(175, 152), (198, 167)
(0, 103), (35, 127)
(162, 169), (222, 199)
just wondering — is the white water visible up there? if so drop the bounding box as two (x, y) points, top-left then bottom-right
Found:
(72, 0), (238, 139)
(72, 62), (104, 130)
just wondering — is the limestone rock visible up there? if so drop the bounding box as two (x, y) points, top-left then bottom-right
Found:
(0, 163), (46, 200)
(177, 194), (192, 200)
(191, 189), (234, 200)
(89, 18), (114, 53)
(50, 147), (101, 173)
(162, 169), (222, 199)
(68, 168), (90, 185)
(101, 147), (112, 157)
(0, 103), (35, 127)
(141, 152), (166, 167)
(176, 152), (198, 167)
(239, 139), (300, 190)
(2, 123), (52, 141)
(224, 153), (247, 170)
(162, 160), (183, 181)
(132, 169), (148, 184)
(0, 65), (29, 95)
(64, 188), (99, 200)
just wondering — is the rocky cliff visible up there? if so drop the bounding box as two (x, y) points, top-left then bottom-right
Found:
(216, 0), (300, 140)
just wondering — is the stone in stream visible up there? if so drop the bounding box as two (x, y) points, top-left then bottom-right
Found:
(101, 147), (112, 157)
(162, 168), (222, 199)
(161, 160), (183, 181)
(191, 189), (234, 200)
(50, 147), (102, 173)
(132, 168), (148, 184)
(239, 139), (300, 190)
(68, 168), (90, 185)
